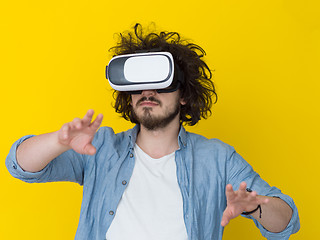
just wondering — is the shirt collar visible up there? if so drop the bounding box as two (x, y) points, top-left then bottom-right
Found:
(178, 125), (187, 148)
(127, 124), (188, 148)
(127, 125), (140, 149)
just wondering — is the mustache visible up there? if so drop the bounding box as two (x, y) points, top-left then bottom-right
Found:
(136, 96), (161, 106)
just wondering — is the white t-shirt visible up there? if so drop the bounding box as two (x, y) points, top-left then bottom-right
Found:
(106, 144), (188, 240)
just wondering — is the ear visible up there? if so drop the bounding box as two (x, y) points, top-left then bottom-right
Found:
(180, 98), (187, 105)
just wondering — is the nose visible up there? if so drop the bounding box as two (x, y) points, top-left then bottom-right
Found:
(141, 90), (157, 97)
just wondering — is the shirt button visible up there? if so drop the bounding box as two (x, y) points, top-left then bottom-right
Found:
(109, 211), (114, 215)
(130, 153), (134, 158)
(13, 165), (17, 169)
(122, 180), (127, 185)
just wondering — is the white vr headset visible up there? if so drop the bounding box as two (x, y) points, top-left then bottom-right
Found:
(106, 51), (183, 93)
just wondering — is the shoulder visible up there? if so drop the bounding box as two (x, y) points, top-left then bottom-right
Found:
(93, 126), (126, 142)
(92, 126), (135, 151)
(92, 126), (115, 145)
(186, 131), (235, 154)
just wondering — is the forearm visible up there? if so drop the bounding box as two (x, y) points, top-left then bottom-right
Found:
(16, 131), (70, 173)
(251, 196), (293, 233)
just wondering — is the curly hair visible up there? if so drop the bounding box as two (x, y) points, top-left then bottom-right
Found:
(109, 23), (217, 126)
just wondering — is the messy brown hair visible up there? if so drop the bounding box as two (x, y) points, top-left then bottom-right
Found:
(110, 23), (217, 126)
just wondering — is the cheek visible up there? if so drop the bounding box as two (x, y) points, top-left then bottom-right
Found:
(130, 96), (136, 106)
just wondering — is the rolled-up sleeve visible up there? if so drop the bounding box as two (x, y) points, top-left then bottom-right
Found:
(227, 150), (300, 239)
(5, 135), (86, 185)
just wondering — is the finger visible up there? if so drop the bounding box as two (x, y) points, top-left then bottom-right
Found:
(250, 191), (258, 197)
(226, 184), (233, 192)
(60, 123), (70, 140)
(239, 182), (247, 197)
(258, 196), (270, 205)
(71, 118), (82, 129)
(82, 109), (95, 125)
(90, 113), (103, 130)
(225, 184), (236, 201)
(247, 191), (258, 201)
(239, 181), (247, 190)
(221, 216), (229, 227)
(221, 208), (233, 227)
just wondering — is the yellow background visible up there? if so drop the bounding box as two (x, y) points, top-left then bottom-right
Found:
(1, 0), (319, 239)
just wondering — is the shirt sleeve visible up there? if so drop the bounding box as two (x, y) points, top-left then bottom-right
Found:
(226, 150), (300, 239)
(5, 135), (86, 185)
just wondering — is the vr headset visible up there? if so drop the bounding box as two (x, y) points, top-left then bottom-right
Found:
(106, 51), (183, 94)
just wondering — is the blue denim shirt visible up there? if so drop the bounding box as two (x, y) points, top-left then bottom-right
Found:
(6, 125), (300, 240)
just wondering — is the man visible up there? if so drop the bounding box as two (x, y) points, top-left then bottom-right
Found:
(6, 24), (300, 239)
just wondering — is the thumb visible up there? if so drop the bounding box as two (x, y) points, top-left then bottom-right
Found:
(221, 208), (234, 227)
(83, 144), (97, 155)
(221, 214), (229, 227)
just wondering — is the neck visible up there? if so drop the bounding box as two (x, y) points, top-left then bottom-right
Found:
(136, 115), (181, 159)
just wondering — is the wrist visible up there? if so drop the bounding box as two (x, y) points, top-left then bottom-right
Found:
(55, 131), (72, 152)
(241, 188), (263, 218)
(242, 204), (262, 218)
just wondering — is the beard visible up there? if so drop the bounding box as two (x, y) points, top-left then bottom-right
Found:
(132, 96), (181, 131)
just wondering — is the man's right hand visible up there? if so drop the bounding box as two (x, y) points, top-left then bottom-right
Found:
(58, 109), (103, 155)
(16, 109), (103, 172)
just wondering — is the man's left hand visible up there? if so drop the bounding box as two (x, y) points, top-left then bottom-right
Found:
(221, 182), (269, 227)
